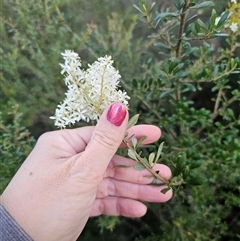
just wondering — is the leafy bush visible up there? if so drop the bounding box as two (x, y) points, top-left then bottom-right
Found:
(0, 105), (35, 192)
(1, 0), (239, 240)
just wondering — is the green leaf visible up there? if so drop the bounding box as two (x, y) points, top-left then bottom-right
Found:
(194, 21), (201, 33)
(134, 163), (146, 171)
(189, 160), (203, 169)
(231, 70), (240, 74)
(154, 42), (171, 50)
(172, 63), (184, 75)
(131, 137), (138, 149)
(139, 0), (146, 5)
(226, 108), (235, 119)
(173, 0), (183, 10)
(230, 58), (237, 69)
(113, 165), (132, 169)
(149, 152), (155, 167)
(136, 135), (147, 147)
(159, 91), (172, 98)
(175, 154), (186, 176)
(133, 4), (144, 14)
(186, 14), (198, 23)
(127, 114), (140, 129)
(128, 149), (138, 161)
(161, 187), (171, 194)
(139, 157), (150, 166)
(186, 173), (207, 185)
(182, 83), (197, 92)
(190, 1), (215, 9)
(154, 12), (178, 27)
(212, 33), (229, 37)
(196, 19), (208, 31)
(151, 177), (158, 185)
(132, 79), (138, 88)
(189, 2), (196, 8)
(209, 9), (216, 31)
(168, 60), (178, 74)
(149, 2), (156, 14)
(155, 141), (164, 163)
(182, 168), (190, 179)
(186, 22), (196, 36)
(216, 11), (230, 29)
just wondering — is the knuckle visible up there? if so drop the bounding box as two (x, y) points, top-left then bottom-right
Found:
(36, 131), (62, 148)
(37, 131), (53, 144)
(92, 128), (119, 150)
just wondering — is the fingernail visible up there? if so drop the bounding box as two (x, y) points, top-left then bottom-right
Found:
(107, 103), (127, 126)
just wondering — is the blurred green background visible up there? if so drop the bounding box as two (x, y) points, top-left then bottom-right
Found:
(1, 0), (240, 240)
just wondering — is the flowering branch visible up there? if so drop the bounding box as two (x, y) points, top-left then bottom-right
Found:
(51, 50), (177, 194)
(50, 50), (129, 128)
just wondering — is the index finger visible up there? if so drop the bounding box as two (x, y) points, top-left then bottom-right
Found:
(122, 124), (161, 146)
(53, 124), (161, 155)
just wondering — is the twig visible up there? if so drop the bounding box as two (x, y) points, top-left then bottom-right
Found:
(0, 16), (15, 28)
(145, 14), (174, 48)
(211, 92), (240, 120)
(194, 92), (240, 136)
(175, 0), (189, 58)
(44, 0), (50, 21)
(213, 88), (223, 115)
(124, 140), (169, 184)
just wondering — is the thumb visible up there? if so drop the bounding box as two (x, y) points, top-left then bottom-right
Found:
(80, 103), (128, 174)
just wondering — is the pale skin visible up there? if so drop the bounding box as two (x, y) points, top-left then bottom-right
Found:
(1, 104), (172, 241)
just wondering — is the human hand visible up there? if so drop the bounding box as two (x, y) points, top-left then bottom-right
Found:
(1, 103), (172, 241)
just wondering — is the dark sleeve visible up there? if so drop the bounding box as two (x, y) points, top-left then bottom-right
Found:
(0, 204), (33, 241)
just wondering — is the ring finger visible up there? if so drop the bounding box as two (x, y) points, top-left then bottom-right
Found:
(96, 178), (172, 203)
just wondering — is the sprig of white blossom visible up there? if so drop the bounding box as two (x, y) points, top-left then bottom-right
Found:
(50, 50), (130, 128)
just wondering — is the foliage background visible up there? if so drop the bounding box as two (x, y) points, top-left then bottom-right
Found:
(1, 0), (239, 240)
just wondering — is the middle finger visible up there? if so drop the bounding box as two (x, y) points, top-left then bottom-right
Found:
(106, 155), (172, 184)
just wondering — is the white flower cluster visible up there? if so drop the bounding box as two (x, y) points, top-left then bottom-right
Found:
(50, 50), (130, 128)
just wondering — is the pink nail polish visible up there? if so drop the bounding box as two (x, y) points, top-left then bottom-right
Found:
(107, 103), (127, 126)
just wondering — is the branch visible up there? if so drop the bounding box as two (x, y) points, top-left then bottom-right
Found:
(211, 92), (240, 120)
(0, 16), (15, 28)
(175, 0), (189, 58)
(124, 140), (169, 184)
(213, 88), (223, 116)
(194, 92), (240, 136)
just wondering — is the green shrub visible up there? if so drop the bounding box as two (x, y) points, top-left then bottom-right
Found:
(0, 105), (36, 192)
(1, 0), (239, 240)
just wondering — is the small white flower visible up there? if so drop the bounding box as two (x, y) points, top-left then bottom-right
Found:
(231, 0), (237, 4)
(229, 22), (239, 32)
(50, 50), (130, 128)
